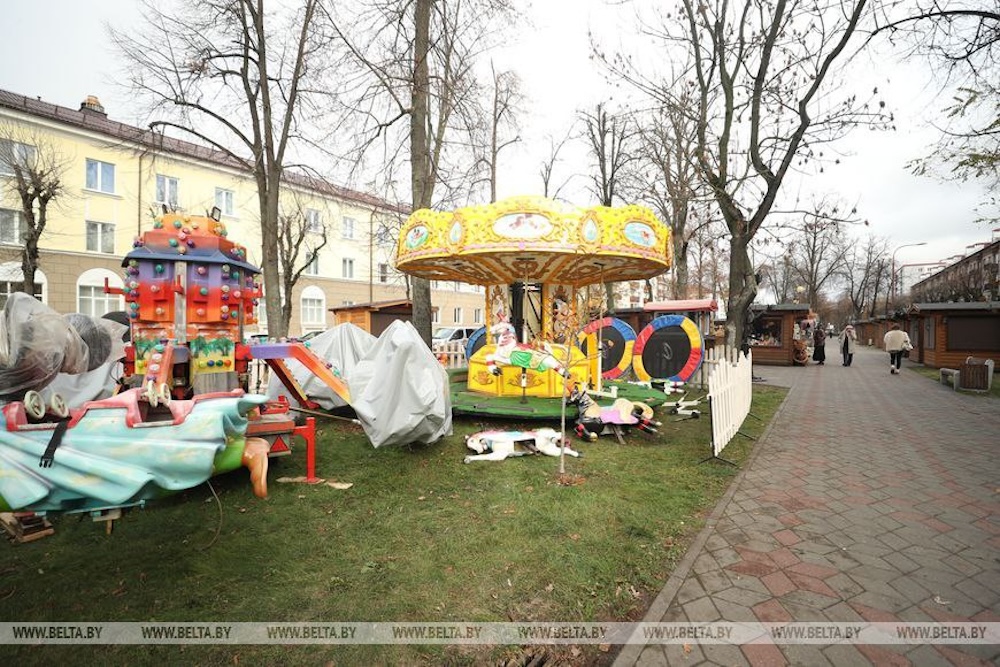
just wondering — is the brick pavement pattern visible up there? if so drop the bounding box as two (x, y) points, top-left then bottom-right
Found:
(614, 346), (1000, 666)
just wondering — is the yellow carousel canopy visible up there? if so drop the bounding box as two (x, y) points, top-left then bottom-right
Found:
(395, 196), (672, 287)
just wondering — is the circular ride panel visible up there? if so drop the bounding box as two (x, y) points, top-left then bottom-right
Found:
(633, 315), (703, 384)
(465, 326), (488, 360)
(576, 317), (636, 380)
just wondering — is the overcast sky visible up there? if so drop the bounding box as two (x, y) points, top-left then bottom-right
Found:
(1, 0), (994, 270)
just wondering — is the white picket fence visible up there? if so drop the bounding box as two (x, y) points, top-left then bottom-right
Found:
(433, 341), (468, 369)
(705, 346), (754, 458)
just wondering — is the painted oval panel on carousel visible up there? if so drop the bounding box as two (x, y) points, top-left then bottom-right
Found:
(633, 315), (704, 384)
(577, 317), (636, 379)
(492, 212), (553, 239)
(404, 224), (430, 250)
(465, 326), (488, 361)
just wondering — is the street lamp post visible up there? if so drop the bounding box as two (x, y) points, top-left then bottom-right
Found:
(890, 242), (928, 310)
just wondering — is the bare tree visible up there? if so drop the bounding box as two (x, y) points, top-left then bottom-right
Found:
(538, 129), (575, 200)
(839, 234), (890, 319)
(330, 0), (515, 345)
(112, 0), (334, 338)
(786, 205), (855, 308)
(581, 103), (637, 208)
(635, 94), (709, 299)
(631, 0), (889, 346)
(0, 123), (69, 296)
(276, 198), (330, 329)
(581, 102), (638, 313)
(480, 65), (522, 202)
(874, 7), (1000, 221)
(759, 251), (800, 305)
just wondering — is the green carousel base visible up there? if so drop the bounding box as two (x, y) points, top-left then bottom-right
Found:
(447, 367), (669, 420)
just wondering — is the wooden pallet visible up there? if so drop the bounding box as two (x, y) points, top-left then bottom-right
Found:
(0, 512), (55, 544)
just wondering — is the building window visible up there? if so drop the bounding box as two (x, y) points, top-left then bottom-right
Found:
(0, 262), (44, 308)
(0, 280), (42, 308)
(453, 307), (463, 323)
(341, 300), (354, 306)
(0, 209), (23, 245)
(85, 158), (115, 194)
(301, 285), (326, 332)
(342, 216), (356, 240)
(378, 262), (389, 284)
(473, 308), (482, 324)
(77, 269), (123, 317)
(305, 252), (319, 276)
(86, 221), (115, 254)
(342, 257), (354, 279)
(215, 188), (235, 216)
(305, 208), (323, 233)
(77, 286), (120, 317)
(0, 140), (35, 176)
(432, 308), (440, 324)
(155, 174), (179, 207)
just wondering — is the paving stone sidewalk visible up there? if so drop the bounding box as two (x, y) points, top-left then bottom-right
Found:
(614, 346), (1000, 666)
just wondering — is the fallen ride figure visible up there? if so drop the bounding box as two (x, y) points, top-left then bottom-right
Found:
(463, 428), (582, 463)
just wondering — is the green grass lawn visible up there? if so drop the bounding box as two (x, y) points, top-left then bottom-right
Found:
(0, 385), (786, 666)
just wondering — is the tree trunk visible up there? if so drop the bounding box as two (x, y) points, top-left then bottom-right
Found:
(672, 234), (689, 299)
(725, 234), (757, 350)
(409, 0), (434, 346)
(259, 171), (286, 338)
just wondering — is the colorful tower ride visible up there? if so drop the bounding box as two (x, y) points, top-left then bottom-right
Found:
(119, 210), (262, 402)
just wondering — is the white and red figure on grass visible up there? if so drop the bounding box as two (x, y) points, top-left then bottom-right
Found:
(463, 428), (581, 463)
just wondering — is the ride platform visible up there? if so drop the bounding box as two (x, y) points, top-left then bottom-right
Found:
(447, 368), (668, 420)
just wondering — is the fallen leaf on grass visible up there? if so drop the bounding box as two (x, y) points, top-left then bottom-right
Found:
(544, 583), (554, 592)
(276, 476), (326, 484)
(325, 482), (353, 490)
(556, 473), (586, 487)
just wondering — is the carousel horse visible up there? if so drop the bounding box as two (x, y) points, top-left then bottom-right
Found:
(567, 385), (661, 442)
(485, 319), (571, 381)
(463, 428), (581, 463)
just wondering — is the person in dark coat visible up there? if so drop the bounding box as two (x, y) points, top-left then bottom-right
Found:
(812, 326), (827, 365)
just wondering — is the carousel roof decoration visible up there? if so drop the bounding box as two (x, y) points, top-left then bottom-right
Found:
(396, 196), (672, 286)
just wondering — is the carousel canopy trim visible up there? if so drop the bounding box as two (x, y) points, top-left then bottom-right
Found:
(395, 196), (672, 287)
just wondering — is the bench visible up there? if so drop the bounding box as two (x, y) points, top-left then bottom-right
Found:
(940, 357), (995, 392)
(939, 367), (961, 390)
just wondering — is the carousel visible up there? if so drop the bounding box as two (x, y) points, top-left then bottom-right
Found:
(396, 196), (673, 417)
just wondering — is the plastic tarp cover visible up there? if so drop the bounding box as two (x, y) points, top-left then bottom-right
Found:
(42, 316), (128, 409)
(348, 320), (452, 448)
(265, 323), (376, 410)
(0, 293), (91, 398)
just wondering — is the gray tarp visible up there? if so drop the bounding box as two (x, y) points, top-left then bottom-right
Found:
(266, 321), (452, 448)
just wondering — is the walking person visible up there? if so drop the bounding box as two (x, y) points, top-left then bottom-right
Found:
(883, 323), (912, 375)
(812, 325), (827, 365)
(839, 324), (858, 366)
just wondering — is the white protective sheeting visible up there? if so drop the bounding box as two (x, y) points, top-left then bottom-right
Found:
(265, 323), (376, 410)
(348, 320), (452, 448)
(265, 321), (451, 447)
(0, 294), (128, 403)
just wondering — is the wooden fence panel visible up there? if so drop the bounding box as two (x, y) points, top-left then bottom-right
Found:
(705, 346), (754, 457)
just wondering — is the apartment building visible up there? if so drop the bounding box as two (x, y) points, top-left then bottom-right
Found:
(0, 88), (484, 335)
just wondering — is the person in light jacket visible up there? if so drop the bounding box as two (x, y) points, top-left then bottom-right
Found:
(883, 323), (912, 375)
(839, 324), (858, 367)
